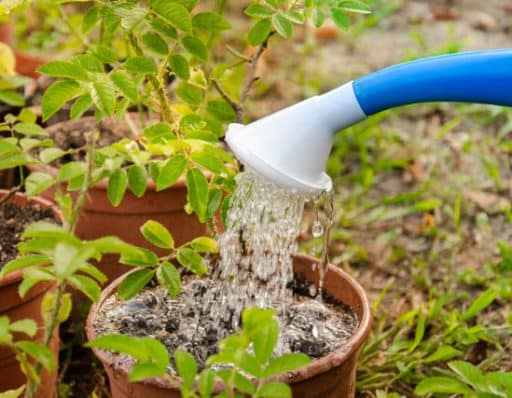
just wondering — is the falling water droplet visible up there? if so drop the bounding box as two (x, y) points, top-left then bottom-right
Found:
(312, 220), (324, 238)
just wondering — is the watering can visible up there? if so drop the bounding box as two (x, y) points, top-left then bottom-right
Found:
(225, 49), (512, 193)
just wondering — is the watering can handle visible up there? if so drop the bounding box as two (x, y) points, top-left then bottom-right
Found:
(352, 49), (512, 115)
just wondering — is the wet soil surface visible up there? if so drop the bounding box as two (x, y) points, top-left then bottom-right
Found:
(0, 201), (55, 269)
(94, 274), (359, 373)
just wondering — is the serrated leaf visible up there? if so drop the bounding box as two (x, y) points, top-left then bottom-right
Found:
(15, 341), (55, 372)
(174, 350), (197, 388)
(0, 255), (49, 279)
(38, 61), (89, 81)
(169, 54), (190, 80)
(39, 147), (70, 164)
(111, 71), (139, 103)
(245, 4), (274, 18)
(156, 261), (180, 297)
(177, 247), (207, 275)
(156, 154), (187, 191)
(248, 18), (272, 45)
(175, 82), (203, 106)
(272, 14), (293, 38)
(181, 36), (208, 61)
(186, 168), (208, 221)
(82, 6), (99, 33)
(93, 81), (116, 116)
(257, 382), (291, 398)
(192, 12), (231, 31)
(25, 172), (55, 197)
(150, 0), (192, 33)
(140, 220), (174, 249)
(58, 161), (86, 181)
(190, 237), (218, 253)
(86, 334), (151, 362)
(150, 17), (178, 39)
(129, 362), (167, 382)
(128, 164), (147, 197)
(262, 353), (310, 378)
(142, 32), (169, 55)
(144, 122), (176, 143)
(72, 54), (104, 73)
(124, 57), (157, 74)
(70, 93), (93, 120)
(41, 80), (82, 121)
(13, 123), (47, 137)
(107, 169), (128, 207)
(206, 100), (236, 122)
(117, 268), (155, 300)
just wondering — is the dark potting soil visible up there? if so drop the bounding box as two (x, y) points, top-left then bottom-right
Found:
(93, 274), (359, 375)
(0, 201), (55, 269)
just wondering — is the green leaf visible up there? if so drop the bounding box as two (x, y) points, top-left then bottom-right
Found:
(415, 377), (472, 395)
(272, 14), (293, 38)
(191, 149), (227, 175)
(9, 319), (37, 337)
(156, 261), (180, 297)
(448, 361), (486, 391)
(0, 385), (25, 398)
(93, 45), (118, 64)
(190, 237), (218, 253)
(70, 93), (93, 120)
(248, 19), (272, 46)
(186, 168), (208, 221)
(150, 0), (192, 33)
(111, 71), (139, 103)
(19, 268), (56, 298)
(0, 153), (33, 170)
(311, 8), (325, 27)
(86, 334), (163, 363)
(206, 100), (236, 122)
(93, 81), (116, 116)
(169, 54), (190, 81)
(25, 172), (55, 197)
(129, 362), (167, 382)
(330, 8), (350, 29)
(15, 341), (55, 372)
(120, 248), (159, 267)
(150, 18), (177, 39)
(124, 57), (157, 74)
(72, 54), (104, 73)
(0, 90), (24, 106)
(39, 147), (71, 164)
(82, 6), (99, 33)
(174, 350), (197, 388)
(67, 274), (101, 302)
(198, 369), (215, 398)
(0, 140), (20, 157)
(245, 4), (273, 18)
(282, 10), (305, 24)
(181, 36), (208, 61)
(57, 292), (72, 322)
(461, 288), (497, 321)
(338, 1), (371, 14)
(262, 353), (310, 378)
(58, 161), (86, 181)
(175, 82), (203, 107)
(117, 268), (155, 300)
(0, 254), (49, 278)
(108, 169), (128, 207)
(206, 189), (222, 220)
(177, 247), (207, 275)
(142, 32), (169, 55)
(140, 220), (174, 249)
(192, 12), (231, 31)
(424, 346), (461, 363)
(144, 122), (176, 143)
(256, 382), (291, 398)
(13, 123), (47, 137)
(128, 165), (147, 198)
(38, 61), (89, 81)
(41, 80), (82, 121)
(156, 154), (187, 191)
(253, 318), (278, 365)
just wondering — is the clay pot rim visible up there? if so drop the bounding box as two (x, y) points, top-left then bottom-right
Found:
(86, 253), (372, 391)
(0, 190), (62, 288)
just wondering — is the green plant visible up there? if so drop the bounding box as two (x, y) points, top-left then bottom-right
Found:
(0, 43), (31, 108)
(87, 306), (311, 398)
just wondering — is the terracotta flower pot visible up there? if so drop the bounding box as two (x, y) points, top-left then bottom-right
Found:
(14, 51), (45, 79)
(86, 254), (372, 398)
(0, 21), (13, 45)
(0, 191), (61, 397)
(32, 116), (208, 283)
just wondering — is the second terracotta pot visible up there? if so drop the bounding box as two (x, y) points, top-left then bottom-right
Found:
(0, 191), (61, 397)
(87, 254), (372, 398)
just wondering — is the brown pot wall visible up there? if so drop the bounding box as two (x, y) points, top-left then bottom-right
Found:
(86, 254), (372, 398)
(14, 51), (45, 79)
(0, 21), (13, 45)
(0, 191), (61, 397)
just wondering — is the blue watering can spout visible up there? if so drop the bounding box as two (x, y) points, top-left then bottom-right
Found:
(226, 49), (512, 194)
